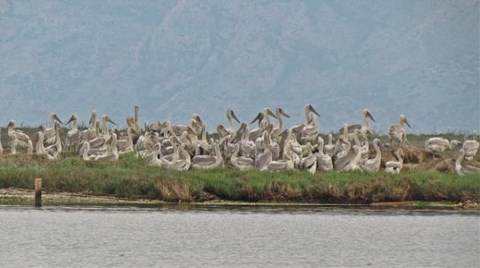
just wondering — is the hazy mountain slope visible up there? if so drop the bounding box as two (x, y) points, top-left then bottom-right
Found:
(0, 0), (478, 133)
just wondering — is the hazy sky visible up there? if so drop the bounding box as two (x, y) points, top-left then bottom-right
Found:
(0, 0), (479, 133)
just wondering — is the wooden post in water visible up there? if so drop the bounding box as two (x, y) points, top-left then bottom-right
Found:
(34, 178), (42, 207)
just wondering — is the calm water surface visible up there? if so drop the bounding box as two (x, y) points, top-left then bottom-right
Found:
(0, 205), (478, 267)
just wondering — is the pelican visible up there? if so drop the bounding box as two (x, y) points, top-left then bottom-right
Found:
(316, 136), (333, 172)
(385, 149), (404, 174)
(79, 110), (99, 144)
(88, 114), (117, 150)
(360, 138), (382, 172)
(296, 104), (320, 144)
(238, 123), (256, 159)
(115, 128), (134, 154)
(338, 108), (375, 134)
(43, 121), (63, 159)
(334, 133), (362, 172)
(425, 137), (461, 158)
(271, 108), (290, 140)
(7, 120), (33, 154)
(455, 149), (480, 175)
(79, 141), (97, 161)
(463, 135), (479, 161)
(255, 131), (273, 171)
(324, 133), (335, 157)
(65, 114), (80, 151)
(226, 109), (241, 131)
(192, 139), (223, 169)
(300, 142), (317, 174)
(267, 150), (295, 172)
(44, 113), (63, 145)
(169, 143), (191, 171)
(35, 125), (47, 156)
(94, 132), (119, 161)
(231, 143), (254, 171)
(389, 114), (410, 147)
(250, 108), (276, 142)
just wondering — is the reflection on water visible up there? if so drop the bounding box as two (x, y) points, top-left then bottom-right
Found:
(0, 205), (478, 268)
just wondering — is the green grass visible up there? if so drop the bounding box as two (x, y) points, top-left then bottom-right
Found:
(0, 152), (478, 204)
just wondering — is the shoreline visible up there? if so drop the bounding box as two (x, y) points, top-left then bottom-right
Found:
(1, 188), (478, 211)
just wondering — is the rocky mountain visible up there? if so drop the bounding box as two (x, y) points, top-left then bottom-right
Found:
(1, 0), (478, 133)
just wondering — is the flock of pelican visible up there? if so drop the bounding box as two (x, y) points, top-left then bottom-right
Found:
(1, 105), (479, 176)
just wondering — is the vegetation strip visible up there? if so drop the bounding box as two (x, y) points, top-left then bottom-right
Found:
(0, 153), (478, 207)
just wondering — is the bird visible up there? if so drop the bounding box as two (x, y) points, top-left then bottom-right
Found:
(389, 114), (411, 147)
(255, 131), (273, 171)
(7, 120), (33, 154)
(191, 139), (223, 169)
(44, 113), (64, 146)
(65, 114), (80, 151)
(316, 136), (333, 172)
(44, 121), (63, 159)
(338, 108), (375, 134)
(226, 109), (241, 132)
(93, 132), (119, 161)
(462, 134), (479, 161)
(231, 143), (254, 171)
(425, 137), (461, 159)
(324, 133), (335, 157)
(385, 149), (404, 174)
(455, 149), (480, 175)
(360, 138), (382, 172)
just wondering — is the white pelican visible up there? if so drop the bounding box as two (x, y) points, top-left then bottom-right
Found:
(296, 104), (320, 145)
(192, 139), (223, 169)
(45, 121), (63, 159)
(389, 114), (410, 147)
(169, 143), (191, 171)
(115, 128), (134, 154)
(65, 114), (80, 151)
(360, 138), (382, 172)
(231, 143), (254, 171)
(316, 136), (333, 172)
(385, 149), (404, 174)
(79, 141), (96, 161)
(7, 120), (33, 154)
(255, 131), (273, 171)
(425, 137), (461, 158)
(455, 149), (480, 175)
(35, 125), (47, 156)
(324, 133), (335, 157)
(338, 108), (375, 134)
(300, 142), (317, 174)
(271, 108), (290, 140)
(44, 113), (63, 145)
(463, 135), (479, 161)
(94, 133), (119, 161)
(226, 109), (241, 131)
(238, 123), (256, 159)
(79, 110), (99, 144)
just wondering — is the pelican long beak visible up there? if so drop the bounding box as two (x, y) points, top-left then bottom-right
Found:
(366, 111), (375, 122)
(108, 118), (117, 126)
(309, 105), (320, 117)
(231, 111), (241, 124)
(278, 108), (290, 118)
(250, 112), (263, 124)
(66, 116), (74, 125)
(405, 119), (411, 128)
(266, 108), (277, 119)
(53, 114), (64, 125)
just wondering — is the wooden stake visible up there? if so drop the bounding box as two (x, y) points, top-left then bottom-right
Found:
(34, 178), (42, 207)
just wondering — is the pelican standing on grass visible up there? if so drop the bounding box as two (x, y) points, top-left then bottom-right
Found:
(65, 114), (80, 151)
(462, 134), (479, 161)
(389, 114), (411, 147)
(44, 113), (63, 145)
(7, 120), (33, 154)
(425, 137), (461, 159)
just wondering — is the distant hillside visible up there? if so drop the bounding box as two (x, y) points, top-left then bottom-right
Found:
(0, 0), (478, 133)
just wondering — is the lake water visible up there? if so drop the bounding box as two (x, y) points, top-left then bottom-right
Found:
(0, 205), (478, 267)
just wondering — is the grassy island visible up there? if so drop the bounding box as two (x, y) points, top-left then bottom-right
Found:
(0, 152), (478, 207)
